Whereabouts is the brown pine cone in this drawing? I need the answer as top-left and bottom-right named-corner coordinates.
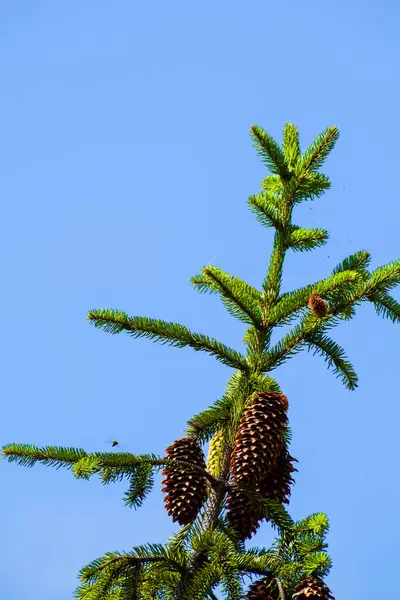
top-left (292, 576), bottom-right (335, 599)
top-left (308, 294), bottom-right (327, 318)
top-left (225, 487), bottom-right (263, 541)
top-left (230, 391), bottom-right (289, 489)
top-left (245, 575), bottom-right (276, 599)
top-left (161, 437), bottom-right (207, 526)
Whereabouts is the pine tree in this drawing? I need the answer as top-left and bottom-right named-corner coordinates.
top-left (3, 122), bottom-right (400, 599)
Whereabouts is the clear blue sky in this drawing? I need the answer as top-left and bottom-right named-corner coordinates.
top-left (1, 1), bottom-right (399, 598)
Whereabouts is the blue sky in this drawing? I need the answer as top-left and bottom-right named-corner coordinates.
top-left (1, 1), bottom-right (399, 598)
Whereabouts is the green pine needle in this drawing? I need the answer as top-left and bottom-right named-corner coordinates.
top-left (299, 126), bottom-right (339, 174)
top-left (368, 290), bottom-right (400, 323)
top-left (287, 227), bottom-right (329, 252)
top-left (306, 333), bottom-right (358, 390)
top-left (2, 444), bottom-right (87, 469)
top-left (332, 250), bottom-right (371, 276)
top-left (191, 266), bottom-right (263, 326)
top-left (124, 464), bottom-right (154, 509)
top-left (88, 309), bottom-right (249, 371)
top-left (250, 125), bottom-right (290, 179)
top-left (248, 192), bottom-right (283, 229)
top-left (283, 123), bottom-right (301, 170)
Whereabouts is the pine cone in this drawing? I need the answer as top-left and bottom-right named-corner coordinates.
top-left (161, 437), bottom-right (207, 526)
top-left (259, 448), bottom-right (298, 504)
top-left (292, 576), bottom-right (335, 599)
top-left (308, 294), bottom-right (327, 318)
top-left (245, 575), bottom-right (275, 599)
top-left (225, 487), bottom-right (263, 540)
top-left (206, 428), bottom-right (225, 478)
top-left (230, 391), bottom-right (288, 489)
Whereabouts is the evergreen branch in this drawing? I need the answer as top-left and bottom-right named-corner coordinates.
top-left (264, 285), bottom-right (384, 386)
top-left (268, 271), bottom-right (359, 326)
top-left (185, 396), bottom-right (232, 443)
top-left (76, 546), bottom-right (185, 600)
top-left (80, 553), bottom-right (166, 584)
top-left (234, 548), bottom-right (278, 575)
top-left (248, 192), bottom-right (283, 229)
top-left (299, 126), bottom-right (339, 174)
top-left (182, 562), bottom-right (221, 600)
top-left (215, 518), bottom-right (246, 552)
top-left (99, 452), bottom-right (162, 470)
top-left (261, 174), bottom-right (284, 195)
top-left (328, 261), bottom-right (400, 318)
top-left (368, 290), bottom-right (400, 323)
top-left (295, 513), bottom-right (330, 537)
top-left (191, 529), bottom-right (237, 557)
top-left (219, 566), bottom-right (243, 600)
top-left (259, 499), bottom-right (295, 534)
top-left (186, 371), bottom-right (252, 443)
top-left (2, 444), bottom-right (87, 468)
top-left (302, 552), bottom-right (332, 578)
top-left (2, 444), bottom-right (162, 474)
top-left (87, 310), bottom-right (249, 371)
top-left (295, 536), bottom-right (327, 557)
top-left (189, 531), bottom-right (244, 599)
top-left (260, 172), bottom-right (330, 205)
top-left (248, 373), bottom-right (282, 393)
top-left (168, 523), bottom-right (197, 553)
top-left (124, 463), bottom-right (154, 509)
top-left (73, 456), bottom-right (102, 479)
top-left (287, 227), bottom-right (329, 252)
top-left (77, 557), bottom-right (132, 599)
top-left (250, 125), bottom-right (290, 178)
top-left (79, 545), bottom-right (187, 589)
top-left (367, 259), bottom-right (400, 293)
top-left (263, 229), bottom-right (287, 300)
top-left (191, 266), bottom-right (263, 326)
top-left (262, 315), bottom-right (334, 371)
top-left (332, 250), bottom-right (371, 276)
top-left (305, 333), bottom-right (358, 390)
top-left (244, 325), bottom-right (268, 359)
top-left (283, 172), bottom-right (331, 204)
top-left (76, 571), bottom-right (122, 600)
top-left (283, 123), bottom-right (300, 170)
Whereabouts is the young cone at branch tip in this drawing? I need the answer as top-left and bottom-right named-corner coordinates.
top-left (161, 437), bottom-right (207, 526)
top-left (292, 576), bottom-right (335, 600)
top-left (308, 294), bottom-right (328, 318)
top-left (229, 391), bottom-right (289, 489)
top-left (245, 574), bottom-right (276, 599)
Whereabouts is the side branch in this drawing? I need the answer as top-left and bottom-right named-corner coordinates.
top-left (87, 310), bottom-right (249, 371)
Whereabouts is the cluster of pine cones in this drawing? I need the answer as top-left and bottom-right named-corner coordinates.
top-left (161, 391), bottom-right (296, 536)
top-left (245, 575), bottom-right (335, 600)
top-left (226, 390), bottom-right (296, 540)
top-left (161, 386), bottom-right (334, 599)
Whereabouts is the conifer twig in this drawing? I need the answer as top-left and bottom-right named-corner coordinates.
top-left (87, 310), bottom-right (249, 371)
